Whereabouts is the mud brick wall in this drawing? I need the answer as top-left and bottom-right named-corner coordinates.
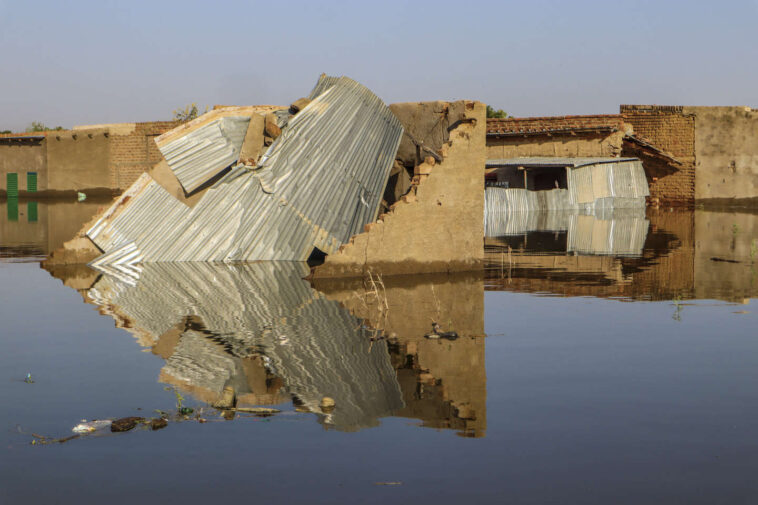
top-left (621, 105), bottom-right (696, 205)
top-left (314, 101), bottom-right (486, 277)
top-left (109, 121), bottom-right (182, 189)
top-left (486, 115), bottom-right (626, 159)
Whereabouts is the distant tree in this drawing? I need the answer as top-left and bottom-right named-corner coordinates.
top-left (25, 121), bottom-right (64, 132)
top-left (173, 103), bottom-right (209, 121)
top-left (486, 105), bottom-right (508, 119)
top-left (1, 130), bottom-right (11, 134)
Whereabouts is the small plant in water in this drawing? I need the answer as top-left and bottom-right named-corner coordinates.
top-left (750, 239), bottom-right (757, 264)
top-left (732, 223), bottom-right (741, 236)
top-left (672, 295), bottom-right (683, 322)
top-left (166, 387), bottom-right (194, 415)
top-left (23, 372), bottom-right (34, 384)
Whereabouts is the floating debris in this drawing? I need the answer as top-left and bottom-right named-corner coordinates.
top-left (424, 322), bottom-right (459, 340)
top-left (110, 416), bottom-right (145, 432)
top-left (72, 419), bottom-right (112, 433)
top-left (23, 372), bottom-right (34, 384)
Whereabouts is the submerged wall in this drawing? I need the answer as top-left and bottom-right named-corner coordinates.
top-left (314, 101), bottom-right (487, 277)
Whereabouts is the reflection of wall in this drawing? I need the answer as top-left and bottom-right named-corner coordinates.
top-left (485, 209), bottom-right (696, 300)
top-left (315, 272), bottom-right (487, 437)
top-left (694, 210), bottom-right (758, 301)
top-left (0, 199), bottom-right (105, 255)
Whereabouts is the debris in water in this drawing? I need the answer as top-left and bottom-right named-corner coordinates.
top-left (72, 419), bottom-right (112, 433)
top-left (110, 416), bottom-right (145, 432)
top-left (77, 192), bottom-right (87, 202)
top-left (227, 407), bottom-right (280, 416)
top-left (424, 322), bottom-right (459, 340)
top-left (150, 417), bottom-right (168, 430)
top-left (23, 372), bottom-right (34, 384)
top-left (374, 482), bottom-right (403, 486)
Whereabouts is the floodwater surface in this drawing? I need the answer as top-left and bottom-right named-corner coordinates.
top-left (1, 200), bottom-right (758, 504)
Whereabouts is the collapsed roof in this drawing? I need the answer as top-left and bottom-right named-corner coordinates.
top-left (86, 75), bottom-right (404, 272)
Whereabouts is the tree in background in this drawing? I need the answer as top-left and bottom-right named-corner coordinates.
top-left (486, 105), bottom-right (508, 119)
top-left (1, 130), bottom-right (11, 134)
top-left (25, 121), bottom-right (64, 132)
top-left (173, 103), bottom-right (209, 121)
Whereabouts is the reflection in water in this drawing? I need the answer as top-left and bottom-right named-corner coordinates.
top-left (46, 262), bottom-right (487, 436)
top-left (486, 207), bottom-right (649, 257)
top-left (486, 208), bottom-right (758, 302)
top-left (0, 198), bottom-right (108, 258)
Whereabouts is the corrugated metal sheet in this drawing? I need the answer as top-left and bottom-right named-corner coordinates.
top-left (487, 158), bottom-right (648, 213)
top-left (307, 74), bottom-right (341, 100)
top-left (157, 115), bottom-right (251, 193)
top-left (87, 76), bottom-right (403, 264)
top-left (86, 261), bottom-right (405, 431)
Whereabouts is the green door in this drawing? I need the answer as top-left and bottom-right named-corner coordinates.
top-left (6, 173), bottom-right (18, 197)
top-left (27, 172), bottom-right (37, 192)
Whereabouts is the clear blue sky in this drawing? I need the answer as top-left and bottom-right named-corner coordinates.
top-left (1, 0), bottom-right (756, 131)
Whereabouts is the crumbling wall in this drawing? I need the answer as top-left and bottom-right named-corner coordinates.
top-left (313, 101), bottom-right (486, 277)
top-left (684, 106), bottom-right (758, 205)
top-left (621, 105), bottom-right (696, 205)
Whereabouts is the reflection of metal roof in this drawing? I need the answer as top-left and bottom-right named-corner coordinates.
top-left (87, 75), bottom-right (403, 264)
top-left (486, 157), bottom-right (639, 169)
top-left (483, 204), bottom-right (650, 257)
top-left (86, 261), bottom-right (405, 431)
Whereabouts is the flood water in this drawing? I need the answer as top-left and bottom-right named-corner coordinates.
top-left (2, 199), bottom-right (758, 504)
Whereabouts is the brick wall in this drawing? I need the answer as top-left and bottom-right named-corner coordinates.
top-left (109, 121), bottom-right (183, 189)
top-left (621, 105), bottom-right (695, 205)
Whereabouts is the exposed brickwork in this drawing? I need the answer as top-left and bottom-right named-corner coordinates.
top-left (621, 105), bottom-right (696, 205)
top-left (487, 114), bottom-right (625, 136)
top-left (109, 121), bottom-right (183, 189)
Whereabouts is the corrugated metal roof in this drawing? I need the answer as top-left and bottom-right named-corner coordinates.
top-left (157, 115), bottom-right (251, 193)
top-left (87, 75), bottom-right (403, 265)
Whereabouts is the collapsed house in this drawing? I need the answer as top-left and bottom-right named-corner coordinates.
top-left (85, 75), bottom-right (404, 272)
